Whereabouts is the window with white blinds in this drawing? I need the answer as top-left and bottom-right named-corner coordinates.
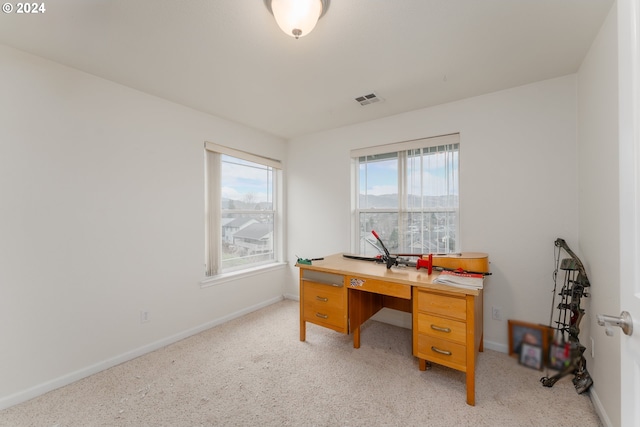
top-left (352, 134), bottom-right (460, 256)
top-left (204, 142), bottom-right (282, 277)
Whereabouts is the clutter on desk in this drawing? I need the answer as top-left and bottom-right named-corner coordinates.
top-left (432, 252), bottom-right (490, 275)
top-left (433, 270), bottom-right (484, 289)
top-left (343, 230), bottom-right (434, 272)
top-left (296, 255), bottom-right (324, 265)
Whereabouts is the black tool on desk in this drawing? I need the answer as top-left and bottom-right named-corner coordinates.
top-left (344, 230), bottom-right (433, 272)
top-left (370, 230), bottom-right (395, 268)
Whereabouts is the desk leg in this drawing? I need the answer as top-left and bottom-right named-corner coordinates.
top-left (353, 326), bottom-right (361, 349)
top-left (466, 371), bottom-right (475, 406)
top-left (466, 294), bottom-right (478, 406)
top-left (348, 288), bottom-right (382, 349)
top-left (418, 358), bottom-right (431, 371)
top-left (299, 277), bottom-right (306, 342)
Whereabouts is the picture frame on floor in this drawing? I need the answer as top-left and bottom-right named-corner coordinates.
top-left (508, 319), bottom-right (553, 366)
top-left (519, 343), bottom-right (543, 370)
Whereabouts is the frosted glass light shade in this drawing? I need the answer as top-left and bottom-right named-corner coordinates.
top-left (270, 0), bottom-right (323, 39)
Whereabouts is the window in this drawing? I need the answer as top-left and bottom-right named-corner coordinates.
top-left (205, 142), bottom-right (282, 277)
top-left (352, 134), bottom-right (459, 256)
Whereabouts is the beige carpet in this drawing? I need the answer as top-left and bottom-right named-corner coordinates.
top-left (0, 299), bottom-right (602, 427)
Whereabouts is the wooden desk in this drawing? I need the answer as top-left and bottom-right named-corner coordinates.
top-left (297, 253), bottom-right (484, 406)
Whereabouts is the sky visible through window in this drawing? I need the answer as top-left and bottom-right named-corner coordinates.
top-left (220, 149), bottom-right (457, 204)
top-left (360, 150), bottom-right (459, 198)
top-left (221, 155), bottom-right (272, 204)
top-left (361, 157), bottom-right (398, 196)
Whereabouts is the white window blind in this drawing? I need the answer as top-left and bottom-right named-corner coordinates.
top-left (205, 142), bottom-right (282, 277)
top-left (352, 134), bottom-right (460, 255)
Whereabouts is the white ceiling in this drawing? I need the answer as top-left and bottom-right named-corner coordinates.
top-left (0, 0), bottom-right (613, 139)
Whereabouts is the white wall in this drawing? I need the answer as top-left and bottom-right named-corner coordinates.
top-left (287, 75), bottom-right (580, 352)
top-left (0, 44), bottom-right (287, 408)
top-left (577, 4), bottom-right (620, 427)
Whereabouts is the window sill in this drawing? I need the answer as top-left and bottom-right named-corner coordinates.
top-left (200, 262), bottom-right (287, 288)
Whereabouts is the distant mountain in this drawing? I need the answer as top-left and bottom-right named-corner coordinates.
top-left (359, 194), bottom-right (458, 209)
top-left (221, 194), bottom-right (456, 210)
top-left (222, 198), bottom-right (273, 210)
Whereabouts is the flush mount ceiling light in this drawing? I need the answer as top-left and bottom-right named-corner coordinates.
top-left (264, 0), bottom-right (330, 39)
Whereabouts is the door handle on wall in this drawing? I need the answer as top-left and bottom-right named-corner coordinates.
top-left (596, 311), bottom-right (633, 336)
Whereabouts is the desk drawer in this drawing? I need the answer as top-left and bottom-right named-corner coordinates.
top-left (302, 280), bottom-right (347, 331)
top-left (416, 312), bottom-right (466, 344)
top-left (416, 334), bottom-right (466, 371)
top-left (303, 280), bottom-right (345, 308)
top-left (347, 276), bottom-right (411, 299)
top-left (416, 291), bottom-right (466, 321)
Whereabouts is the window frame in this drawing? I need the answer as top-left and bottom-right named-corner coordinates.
top-left (202, 142), bottom-right (284, 285)
top-left (350, 133), bottom-right (460, 256)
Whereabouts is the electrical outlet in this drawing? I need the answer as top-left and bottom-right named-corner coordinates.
top-left (492, 306), bottom-right (501, 321)
top-left (140, 311), bottom-right (150, 323)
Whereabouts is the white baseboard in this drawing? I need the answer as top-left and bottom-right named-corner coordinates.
top-left (588, 388), bottom-right (612, 427)
top-left (483, 340), bottom-right (508, 353)
top-left (371, 308), bottom-right (412, 329)
top-left (0, 295), bottom-right (284, 411)
top-left (283, 293), bottom-right (299, 301)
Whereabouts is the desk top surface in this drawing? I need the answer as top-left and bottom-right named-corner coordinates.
top-left (296, 253), bottom-right (481, 296)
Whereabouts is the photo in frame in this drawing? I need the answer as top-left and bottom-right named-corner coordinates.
top-left (519, 343), bottom-right (543, 370)
top-left (508, 320), bottom-right (553, 367)
top-left (548, 341), bottom-right (571, 370)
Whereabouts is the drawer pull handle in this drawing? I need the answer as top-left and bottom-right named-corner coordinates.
top-left (431, 346), bottom-right (452, 356)
top-left (316, 296), bottom-right (329, 302)
top-left (430, 324), bottom-right (451, 333)
top-left (316, 313), bottom-right (329, 319)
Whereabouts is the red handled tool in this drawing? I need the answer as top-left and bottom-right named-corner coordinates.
top-left (416, 254), bottom-right (433, 274)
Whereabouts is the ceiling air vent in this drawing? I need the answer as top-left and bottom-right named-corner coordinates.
top-left (355, 92), bottom-right (382, 106)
